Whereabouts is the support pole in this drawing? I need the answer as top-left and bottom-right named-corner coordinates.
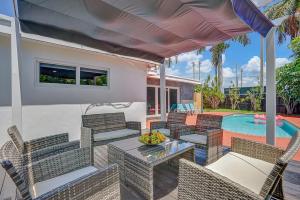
top-left (160, 62), bottom-right (166, 121)
top-left (11, 0), bottom-right (23, 130)
top-left (266, 28), bottom-right (276, 145)
top-left (260, 36), bottom-right (264, 94)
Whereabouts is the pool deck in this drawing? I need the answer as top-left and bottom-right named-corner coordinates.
top-left (146, 112), bottom-right (300, 161)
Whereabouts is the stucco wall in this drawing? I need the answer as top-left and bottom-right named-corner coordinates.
top-left (0, 35), bottom-right (147, 145)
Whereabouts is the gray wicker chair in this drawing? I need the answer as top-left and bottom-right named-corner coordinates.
top-left (178, 131), bottom-right (300, 200)
top-left (81, 112), bottom-right (141, 163)
top-left (0, 141), bottom-right (120, 200)
top-left (7, 125), bottom-right (80, 165)
top-left (176, 114), bottom-right (223, 164)
top-left (150, 112), bottom-right (187, 138)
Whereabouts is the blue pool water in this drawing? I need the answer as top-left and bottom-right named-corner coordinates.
top-left (222, 114), bottom-right (299, 138)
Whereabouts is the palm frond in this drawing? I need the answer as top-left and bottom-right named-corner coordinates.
top-left (231, 34), bottom-right (250, 46)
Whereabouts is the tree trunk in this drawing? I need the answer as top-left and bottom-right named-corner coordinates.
top-left (217, 58), bottom-right (223, 92)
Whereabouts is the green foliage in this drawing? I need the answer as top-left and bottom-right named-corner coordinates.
top-left (289, 36), bottom-right (300, 58)
top-left (201, 76), bottom-right (224, 109)
top-left (265, 0), bottom-right (300, 44)
top-left (245, 86), bottom-right (263, 112)
top-left (276, 58), bottom-right (300, 114)
top-left (194, 84), bottom-right (203, 93)
top-left (228, 82), bottom-right (241, 110)
top-left (40, 74), bottom-right (76, 84)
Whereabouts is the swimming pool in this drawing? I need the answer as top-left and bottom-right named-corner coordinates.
top-left (222, 114), bottom-right (299, 138)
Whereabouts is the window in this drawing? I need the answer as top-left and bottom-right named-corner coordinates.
top-left (39, 63), bottom-right (76, 85)
top-left (80, 68), bottom-right (108, 86)
top-left (38, 61), bottom-right (109, 87)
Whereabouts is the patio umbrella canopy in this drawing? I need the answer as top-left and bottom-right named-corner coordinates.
top-left (18, 0), bottom-right (273, 63)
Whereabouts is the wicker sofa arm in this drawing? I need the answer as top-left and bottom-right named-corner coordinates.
top-left (178, 159), bottom-right (263, 200)
top-left (36, 164), bottom-right (120, 200)
top-left (231, 137), bottom-right (285, 164)
top-left (23, 140), bottom-right (80, 165)
top-left (24, 133), bottom-right (69, 153)
top-left (150, 121), bottom-right (167, 130)
top-left (28, 147), bottom-right (91, 185)
top-left (126, 121), bottom-right (141, 133)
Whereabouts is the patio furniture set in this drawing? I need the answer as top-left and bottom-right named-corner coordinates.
top-left (1, 112), bottom-right (299, 200)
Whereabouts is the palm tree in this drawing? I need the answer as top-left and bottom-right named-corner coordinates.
top-left (209, 34), bottom-right (250, 90)
top-left (210, 43), bottom-right (229, 90)
top-left (265, 0), bottom-right (300, 44)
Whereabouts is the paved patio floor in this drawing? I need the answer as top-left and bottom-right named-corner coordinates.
top-left (94, 145), bottom-right (300, 200)
top-left (147, 112), bottom-right (300, 160)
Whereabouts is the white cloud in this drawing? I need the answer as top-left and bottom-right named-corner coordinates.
top-left (242, 76), bottom-right (259, 87)
top-left (223, 67), bottom-right (235, 78)
top-left (205, 46), bottom-right (212, 51)
top-left (166, 66), bottom-right (180, 76)
top-left (275, 57), bottom-right (290, 68)
top-left (176, 51), bottom-right (203, 63)
top-left (243, 56), bottom-right (261, 72)
top-left (187, 59), bottom-right (213, 74)
top-left (243, 56), bottom-right (290, 72)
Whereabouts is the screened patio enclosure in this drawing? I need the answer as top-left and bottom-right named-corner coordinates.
top-left (12, 0), bottom-right (277, 144)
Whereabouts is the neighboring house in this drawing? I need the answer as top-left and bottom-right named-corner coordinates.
top-left (147, 72), bottom-right (199, 117)
top-left (0, 14), bottom-right (151, 145)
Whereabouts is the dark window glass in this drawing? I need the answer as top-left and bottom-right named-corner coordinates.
top-left (80, 68), bottom-right (108, 86)
top-left (147, 87), bottom-right (156, 115)
top-left (170, 89), bottom-right (178, 111)
top-left (39, 63), bottom-right (76, 85)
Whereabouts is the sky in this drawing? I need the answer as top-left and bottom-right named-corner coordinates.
top-left (0, 0), bottom-right (292, 88)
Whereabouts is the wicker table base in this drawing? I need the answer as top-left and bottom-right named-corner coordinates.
top-left (108, 137), bottom-right (194, 200)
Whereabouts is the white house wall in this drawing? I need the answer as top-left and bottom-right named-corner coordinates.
top-left (0, 35), bottom-right (12, 144)
top-left (0, 35), bottom-right (147, 145)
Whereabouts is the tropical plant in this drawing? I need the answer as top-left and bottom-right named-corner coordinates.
top-left (276, 59), bottom-right (300, 114)
top-left (194, 84), bottom-right (203, 93)
top-left (228, 82), bottom-right (241, 110)
top-left (265, 0), bottom-right (300, 44)
top-left (289, 36), bottom-right (300, 58)
top-left (245, 86), bottom-right (263, 112)
top-left (200, 76), bottom-right (225, 109)
top-left (209, 34), bottom-right (250, 90)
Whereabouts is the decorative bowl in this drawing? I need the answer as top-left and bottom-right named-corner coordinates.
top-left (139, 131), bottom-right (166, 145)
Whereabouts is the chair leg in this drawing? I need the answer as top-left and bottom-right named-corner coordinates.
top-left (272, 178), bottom-right (284, 200)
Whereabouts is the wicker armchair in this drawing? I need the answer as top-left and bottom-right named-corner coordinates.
top-left (81, 112), bottom-right (141, 163)
top-left (176, 114), bottom-right (223, 164)
top-left (7, 125), bottom-right (80, 165)
top-left (178, 131), bottom-right (300, 200)
top-left (0, 140), bottom-right (120, 200)
top-left (150, 112), bottom-right (187, 138)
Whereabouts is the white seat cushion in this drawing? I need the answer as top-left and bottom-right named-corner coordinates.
top-left (31, 166), bottom-right (98, 198)
top-left (180, 134), bottom-right (207, 145)
top-left (206, 152), bottom-right (274, 195)
top-left (94, 129), bottom-right (140, 141)
top-left (154, 128), bottom-right (170, 136)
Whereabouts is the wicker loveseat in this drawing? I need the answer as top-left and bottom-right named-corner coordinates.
top-left (176, 114), bottom-right (223, 164)
top-left (81, 112), bottom-right (141, 163)
top-left (0, 141), bottom-right (120, 200)
top-left (150, 112), bottom-right (187, 138)
top-left (178, 131), bottom-right (300, 200)
top-left (7, 125), bottom-right (80, 165)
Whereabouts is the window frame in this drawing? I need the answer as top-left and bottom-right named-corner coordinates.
top-left (35, 58), bottom-right (110, 89)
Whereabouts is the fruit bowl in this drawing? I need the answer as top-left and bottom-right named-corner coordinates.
top-left (139, 131), bottom-right (166, 145)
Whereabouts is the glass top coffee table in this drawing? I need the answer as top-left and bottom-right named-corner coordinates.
top-left (108, 137), bottom-right (195, 200)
